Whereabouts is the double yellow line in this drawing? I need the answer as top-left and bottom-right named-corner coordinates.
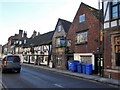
top-left (0, 80), bottom-right (8, 90)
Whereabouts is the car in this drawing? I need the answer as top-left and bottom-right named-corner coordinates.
top-left (1, 55), bottom-right (21, 73)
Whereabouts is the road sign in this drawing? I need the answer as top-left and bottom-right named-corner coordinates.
top-left (97, 47), bottom-right (100, 52)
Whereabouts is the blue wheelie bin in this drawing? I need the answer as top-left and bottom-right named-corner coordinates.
top-left (68, 61), bottom-right (73, 70)
top-left (85, 64), bottom-right (92, 75)
top-left (77, 63), bottom-right (82, 73)
top-left (82, 63), bottom-right (86, 74)
top-left (68, 61), bottom-right (79, 71)
top-left (71, 61), bottom-right (79, 72)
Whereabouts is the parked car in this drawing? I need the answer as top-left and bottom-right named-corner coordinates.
top-left (1, 55), bottom-right (21, 73)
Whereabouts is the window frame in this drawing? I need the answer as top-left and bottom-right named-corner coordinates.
top-left (79, 14), bottom-right (85, 23)
top-left (76, 31), bottom-right (88, 45)
top-left (58, 25), bottom-right (62, 32)
top-left (111, 1), bottom-right (120, 20)
top-left (67, 40), bottom-right (71, 47)
top-left (55, 38), bottom-right (61, 47)
top-left (114, 36), bottom-right (120, 66)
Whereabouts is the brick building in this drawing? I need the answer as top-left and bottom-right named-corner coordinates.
top-left (7, 30), bottom-right (27, 55)
top-left (51, 18), bottom-right (71, 69)
top-left (103, 0), bottom-right (120, 79)
top-left (67, 2), bottom-right (103, 74)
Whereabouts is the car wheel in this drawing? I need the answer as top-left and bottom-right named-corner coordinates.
top-left (17, 69), bottom-right (21, 73)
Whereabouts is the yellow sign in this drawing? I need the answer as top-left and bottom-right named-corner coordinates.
top-left (56, 48), bottom-right (64, 52)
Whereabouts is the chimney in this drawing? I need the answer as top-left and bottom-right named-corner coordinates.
top-left (19, 30), bottom-right (23, 37)
top-left (23, 31), bottom-right (27, 37)
top-left (38, 32), bottom-right (40, 36)
top-left (31, 30), bottom-right (37, 38)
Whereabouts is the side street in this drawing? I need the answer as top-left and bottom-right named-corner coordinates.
top-left (0, 0), bottom-right (120, 88)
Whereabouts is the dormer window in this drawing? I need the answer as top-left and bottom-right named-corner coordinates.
top-left (58, 25), bottom-right (61, 32)
top-left (79, 14), bottom-right (85, 23)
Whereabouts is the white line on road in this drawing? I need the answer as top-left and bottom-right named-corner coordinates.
top-left (53, 84), bottom-right (64, 88)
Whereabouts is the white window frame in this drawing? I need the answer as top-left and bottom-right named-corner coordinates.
top-left (76, 31), bottom-right (88, 44)
top-left (58, 25), bottom-right (61, 32)
top-left (79, 14), bottom-right (85, 23)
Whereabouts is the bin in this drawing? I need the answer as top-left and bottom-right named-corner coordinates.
top-left (68, 61), bottom-right (79, 71)
top-left (77, 63), bottom-right (82, 73)
top-left (85, 64), bottom-right (92, 75)
top-left (68, 61), bottom-right (73, 70)
top-left (82, 63), bottom-right (86, 74)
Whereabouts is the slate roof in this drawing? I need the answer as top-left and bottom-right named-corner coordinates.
top-left (23, 31), bottom-right (54, 48)
top-left (56, 18), bottom-right (72, 33)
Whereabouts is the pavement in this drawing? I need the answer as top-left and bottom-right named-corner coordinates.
top-left (21, 63), bottom-right (120, 87)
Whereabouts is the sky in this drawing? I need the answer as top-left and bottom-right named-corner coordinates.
top-left (0, 0), bottom-right (101, 45)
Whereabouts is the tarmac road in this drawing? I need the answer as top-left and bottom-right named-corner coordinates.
top-left (0, 65), bottom-right (118, 89)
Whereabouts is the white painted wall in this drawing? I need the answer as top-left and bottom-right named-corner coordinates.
top-left (74, 53), bottom-right (95, 70)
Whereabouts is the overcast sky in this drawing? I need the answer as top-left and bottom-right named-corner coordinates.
top-left (0, 0), bottom-right (101, 45)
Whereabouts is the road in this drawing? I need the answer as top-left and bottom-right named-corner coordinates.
top-left (0, 65), bottom-right (118, 89)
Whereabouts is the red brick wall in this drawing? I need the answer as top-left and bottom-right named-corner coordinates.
top-left (104, 71), bottom-right (120, 79)
top-left (104, 28), bottom-right (120, 79)
top-left (104, 31), bottom-right (112, 69)
top-left (67, 4), bottom-right (102, 54)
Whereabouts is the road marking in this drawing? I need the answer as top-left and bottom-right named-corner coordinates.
top-left (0, 80), bottom-right (8, 90)
top-left (0, 83), bottom-right (3, 89)
top-left (53, 84), bottom-right (64, 88)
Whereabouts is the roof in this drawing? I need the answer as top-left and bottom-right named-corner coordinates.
top-left (23, 31), bottom-right (54, 48)
top-left (60, 18), bottom-right (72, 33)
top-left (81, 2), bottom-right (102, 22)
top-left (56, 18), bottom-right (72, 33)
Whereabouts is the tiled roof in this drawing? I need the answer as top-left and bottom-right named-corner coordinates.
top-left (82, 2), bottom-right (102, 22)
top-left (23, 31), bottom-right (54, 48)
top-left (59, 18), bottom-right (72, 33)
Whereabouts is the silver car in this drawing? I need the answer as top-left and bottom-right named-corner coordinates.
top-left (1, 55), bottom-right (21, 73)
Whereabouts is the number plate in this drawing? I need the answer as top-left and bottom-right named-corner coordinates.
top-left (7, 63), bottom-right (11, 65)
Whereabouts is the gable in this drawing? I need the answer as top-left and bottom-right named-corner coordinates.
top-left (72, 2), bottom-right (101, 25)
top-left (53, 18), bottom-right (71, 39)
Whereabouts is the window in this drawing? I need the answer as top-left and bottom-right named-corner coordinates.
top-left (58, 25), bottom-right (61, 32)
top-left (112, 0), bottom-right (117, 5)
top-left (24, 40), bottom-right (26, 44)
top-left (16, 41), bottom-right (18, 44)
top-left (56, 55), bottom-right (62, 65)
top-left (111, 0), bottom-right (120, 19)
top-left (19, 41), bottom-right (22, 45)
top-left (79, 14), bottom-right (85, 23)
top-left (76, 31), bottom-right (88, 44)
top-left (56, 38), bottom-right (61, 47)
top-left (115, 36), bottom-right (120, 66)
top-left (67, 40), bottom-right (71, 47)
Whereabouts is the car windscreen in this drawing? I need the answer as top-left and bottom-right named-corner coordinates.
top-left (7, 56), bottom-right (20, 62)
